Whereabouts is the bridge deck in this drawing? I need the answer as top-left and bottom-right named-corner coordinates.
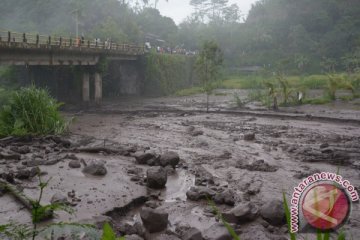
top-left (0, 31), bottom-right (144, 56)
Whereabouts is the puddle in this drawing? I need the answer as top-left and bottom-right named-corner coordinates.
top-left (162, 170), bottom-right (195, 203)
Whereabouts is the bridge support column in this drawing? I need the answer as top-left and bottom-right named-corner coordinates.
top-left (94, 72), bottom-right (102, 104)
top-left (82, 72), bottom-right (90, 103)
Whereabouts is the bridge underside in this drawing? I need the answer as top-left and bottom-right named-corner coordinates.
top-left (0, 47), bottom-right (138, 66)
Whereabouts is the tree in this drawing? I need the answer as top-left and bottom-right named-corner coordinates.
top-left (195, 40), bottom-right (223, 112)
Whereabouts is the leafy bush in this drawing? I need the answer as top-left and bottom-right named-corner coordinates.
top-left (0, 86), bottom-right (68, 137)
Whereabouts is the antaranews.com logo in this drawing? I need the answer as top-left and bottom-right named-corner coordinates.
top-left (290, 172), bottom-right (359, 233)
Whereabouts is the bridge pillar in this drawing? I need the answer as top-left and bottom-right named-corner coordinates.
top-left (82, 72), bottom-right (90, 103)
top-left (94, 72), bottom-right (102, 104)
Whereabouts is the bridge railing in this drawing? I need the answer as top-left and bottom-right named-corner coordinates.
top-left (0, 31), bottom-right (144, 55)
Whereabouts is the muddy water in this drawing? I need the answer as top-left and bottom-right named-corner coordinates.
top-left (1, 91), bottom-right (360, 239)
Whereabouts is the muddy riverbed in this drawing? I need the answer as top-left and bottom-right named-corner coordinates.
top-left (1, 91), bottom-right (360, 240)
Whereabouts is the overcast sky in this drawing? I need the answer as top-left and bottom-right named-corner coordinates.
top-left (156, 0), bottom-right (259, 24)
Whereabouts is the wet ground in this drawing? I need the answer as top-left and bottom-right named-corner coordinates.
top-left (1, 90), bottom-right (360, 239)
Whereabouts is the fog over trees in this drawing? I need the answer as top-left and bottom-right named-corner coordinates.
top-left (1, 0), bottom-right (359, 73)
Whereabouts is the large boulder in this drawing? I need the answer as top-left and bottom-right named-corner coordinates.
top-left (140, 207), bottom-right (168, 233)
top-left (202, 223), bottom-right (233, 240)
top-left (134, 151), bottom-right (156, 165)
top-left (213, 189), bottom-right (235, 206)
top-left (183, 227), bottom-right (203, 240)
top-left (222, 202), bottom-right (258, 224)
top-left (260, 199), bottom-right (286, 226)
top-left (146, 167), bottom-right (167, 189)
top-left (186, 186), bottom-right (216, 201)
top-left (159, 151), bottom-right (180, 168)
top-left (83, 161), bottom-right (107, 176)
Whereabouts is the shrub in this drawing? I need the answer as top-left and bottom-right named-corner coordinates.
top-left (0, 86), bottom-right (68, 137)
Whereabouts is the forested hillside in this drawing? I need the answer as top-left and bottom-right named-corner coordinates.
top-left (0, 0), bottom-right (359, 73)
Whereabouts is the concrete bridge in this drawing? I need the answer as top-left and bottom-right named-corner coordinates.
top-left (0, 31), bottom-right (145, 104)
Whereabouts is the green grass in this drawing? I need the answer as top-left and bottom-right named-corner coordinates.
top-left (175, 86), bottom-right (204, 96)
top-left (0, 86), bottom-right (69, 137)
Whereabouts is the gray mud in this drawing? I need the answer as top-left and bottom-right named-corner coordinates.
top-left (1, 91), bottom-right (360, 239)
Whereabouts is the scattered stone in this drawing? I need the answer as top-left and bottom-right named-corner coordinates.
top-left (0, 152), bottom-right (21, 160)
top-left (202, 223), bottom-right (233, 240)
top-left (236, 159), bottom-right (278, 172)
top-left (319, 143), bottom-right (329, 149)
top-left (186, 186), bottom-right (216, 201)
top-left (190, 130), bottom-right (204, 137)
top-left (134, 151), bottom-right (156, 165)
top-left (222, 202), bottom-right (259, 224)
top-left (247, 180), bottom-right (262, 195)
top-left (24, 159), bottom-right (46, 167)
top-left (140, 207), bottom-right (168, 233)
top-left (164, 165), bottom-right (176, 175)
top-left (68, 160), bottom-right (81, 168)
top-left (15, 169), bottom-right (31, 180)
top-left (152, 234), bottom-right (181, 240)
top-left (260, 199), bottom-right (286, 226)
top-left (50, 193), bottom-right (68, 204)
top-left (159, 151), bottom-right (180, 168)
top-left (83, 161), bottom-right (107, 176)
top-left (146, 167), bottom-right (167, 189)
top-left (182, 227), bottom-right (203, 240)
top-left (213, 189), bottom-right (235, 206)
top-left (124, 235), bottom-right (144, 240)
top-left (240, 225), bottom-right (271, 240)
top-left (244, 133), bottom-right (255, 141)
top-left (10, 146), bottom-right (30, 154)
top-left (145, 200), bottom-right (160, 209)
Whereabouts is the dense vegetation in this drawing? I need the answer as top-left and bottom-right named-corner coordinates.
top-left (1, 0), bottom-right (359, 74)
top-left (143, 52), bottom-right (196, 96)
top-left (0, 86), bottom-right (68, 136)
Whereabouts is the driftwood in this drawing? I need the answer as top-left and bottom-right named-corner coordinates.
top-left (0, 180), bottom-right (53, 220)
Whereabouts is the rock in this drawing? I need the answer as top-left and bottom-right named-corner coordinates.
top-left (236, 159), bottom-right (278, 172)
top-left (186, 186), bottom-right (216, 201)
top-left (159, 151), bottom-right (180, 168)
top-left (260, 199), bottom-right (286, 226)
top-left (50, 193), bottom-right (68, 204)
top-left (202, 223), bottom-right (233, 240)
top-left (222, 202), bottom-right (259, 224)
top-left (152, 234), bottom-right (181, 240)
top-left (247, 180), bottom-right (262, 195)
top-left (140, 207), bottom-right (168, 233)
top-left (83, 162), bottom-right (107, 176)
top-left (213, 189), bottom-right (235, 206)
top-left (151, 234), bottom-right (181, 240)
top-left (240, 225), bottom-right (271, 240)
top-left (164, 165), bottom-right (176, 175)
top-left (183, 227), bottom-right (203, 240)
top-left (68, 160), bottom-right (81, 168)
top-left (24, 159), bottom-right (46, 167)
top-left (15, 169), bottom-right (31, 180)
top-left (145, 200), bottom-right (161, 209)
top-left (146, 167), bottom-right (167, 189)
top-left (244, 133), bottom-right (255, 141)
top-left (10, 146), bottom-right (31, 154)
top-left (134, 151), bottom-right (156, 165)
top-left (124, 235), bottom-right (144, 240)
top-left (319, 143), bottom-right (329, 149)
top-left (0, 152), bottom-right (21, 160)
